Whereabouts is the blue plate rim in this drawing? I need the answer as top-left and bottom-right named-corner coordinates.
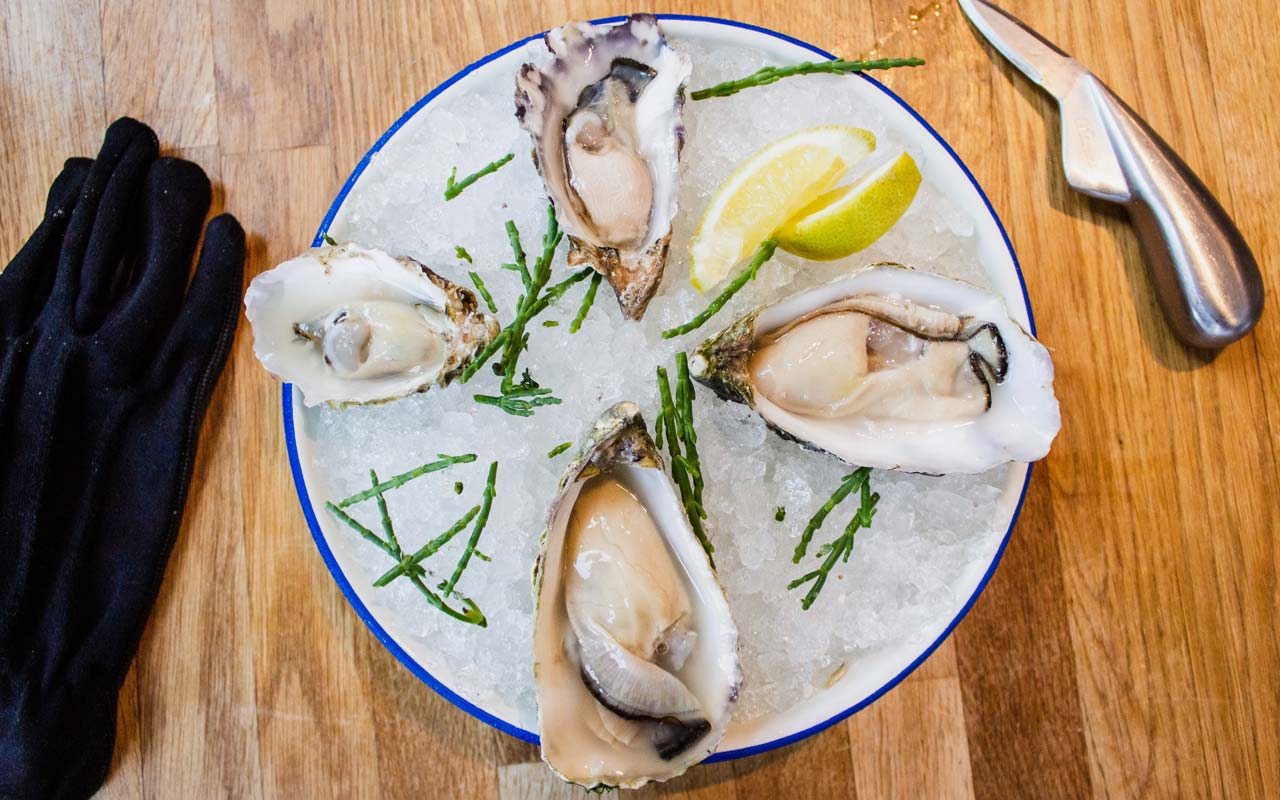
top-left (282, 12), bottom-right (1036, 761)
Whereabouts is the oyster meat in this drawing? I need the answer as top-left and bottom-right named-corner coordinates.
top-left (533, 403), bottom-right (740, 790)
top-left (692, 264), bottom-right (1060, 474)
top-left (244, 242), bottom-right (499, 407)
top-left (515, 15), bottom-right (691, 320)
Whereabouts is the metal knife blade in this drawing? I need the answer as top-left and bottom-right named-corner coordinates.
top-left (957, 0), bottom-right (1128, 200)
top-left (955, 0), bottom-right (1081, 97)
top-left (958, 0), bottom-right (1264, 348)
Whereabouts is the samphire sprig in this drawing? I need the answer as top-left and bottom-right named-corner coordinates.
top-left (656, 356), bottom-right (713, 565)
top-left (460, 206), bottom-right (598, 415)
top-left (325, 456), bottom-right (493, 626)
top-left (674, 352), bottom-right (706, 520)
top-left (458, 267), bottom-right (593, 388)
top-left (337, 453), bottom-right (476, 507)
top-left (444, 152), bottom-right (514, 200)
top-left (788, 468), bottom-right (879, 610)
top-left (690, 57), bottom-right (926, 101)
top-left (570, 271), bottom-right (603, 334)
top-left (441, 462), bottom-right (498, 596)
top-left (662, 239), bottom-right (778, 339)
top-left (474, 370), bottom-right (562, 417)
top-left (496, 208), bottom-right (563, 394)
top-left (372, 506), bottom-right (479, 587)
top-left (469, 271), bottom-right (499, 314)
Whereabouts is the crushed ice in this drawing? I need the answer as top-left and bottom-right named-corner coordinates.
top-left (306, 36), bottom-right (1013, 728)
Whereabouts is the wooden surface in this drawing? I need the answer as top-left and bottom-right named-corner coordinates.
top-left (2, 1), bottom-right (1277, 797)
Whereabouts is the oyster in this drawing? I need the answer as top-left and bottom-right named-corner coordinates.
top-left (244, 242), bottom-right (499, 407)
top-left (533, 403), bottom-right (740, 790)
top-left (515, 15), bottom-right (691, 320)
top-left (692, 264), bottom-right (1060, 474)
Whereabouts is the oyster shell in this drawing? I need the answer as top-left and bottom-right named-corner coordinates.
top-left (515, 15), bottom-right (691, 320)
top-left (244, 242), bottom-right (499, 407)
top-left (692, 264), bottom-right (1060, 474)
top-left (533, 402), bottom-right (740, 790)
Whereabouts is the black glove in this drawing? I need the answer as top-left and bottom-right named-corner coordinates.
top-left (0, 118), bottom-right (245, 799)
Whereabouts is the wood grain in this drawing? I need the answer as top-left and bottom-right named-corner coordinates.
top-left (1, 1), bottom-right (1277, 797)
top-left (847, 643), bottom-right (976, 800)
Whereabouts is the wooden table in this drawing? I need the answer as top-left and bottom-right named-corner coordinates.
top-left (2, 1), bottom-right (1276, 797)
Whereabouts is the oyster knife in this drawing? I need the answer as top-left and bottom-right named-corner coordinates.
top-left (958, 0), bottom-right (1263, 349)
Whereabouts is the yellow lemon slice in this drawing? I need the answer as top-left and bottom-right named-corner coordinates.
top-left (689, 126), bottom-right (876, 291)
top-left (775, 151), bottom-right (922, 261)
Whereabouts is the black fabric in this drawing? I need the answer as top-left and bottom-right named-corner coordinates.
top-left (0, 118), bottom-right (245, 799)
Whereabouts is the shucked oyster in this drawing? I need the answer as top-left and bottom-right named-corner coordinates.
top-left (692, 264), bottom-right (1060, 474)
top-left (244, 242), bottom-right (499, 407)
top-left (533, 403), bottom-right (740, 790)
top-left (516, 15), bottom-right (691, 320)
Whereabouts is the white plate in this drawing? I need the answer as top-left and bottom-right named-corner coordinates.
top-left (283, 14), bottom-right (1035, 761)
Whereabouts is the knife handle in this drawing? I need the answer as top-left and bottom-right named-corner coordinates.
top-left (1094, 83), bottom-right (1263, 349)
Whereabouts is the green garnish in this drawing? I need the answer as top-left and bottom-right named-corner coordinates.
top-left (327, 461), bottom-right (486, 626)
top-left (495, 209), bottom-right (562, 394)
top-left (444, 152), bottom-right (514, 200)
top-left (473, 388), bottom-right (561, 417)
top-left (690, 57), bottom-right (926, 100)
top-left (570, 271), bottom-right (603, 334)
top-left (337, 453), bottom-right (476, 507)
top-left (674, 352), bottom-right (706, 519)
top-left (454, 481), bottom-right (464, 495)
top-left (793, 467), bottom-right (866, 562)
top-left (662, 239), bottom-right (778, 339)
top-left (775, 506), bottom-right (786, 522)
top-left (474, 550), bottom-right (491, 562)
top-left (542, 320), bottom-right (559, 328)
top-left (325, 502), bottom-right (392, 553)
top-left (505, 220), bottom-right (531, 290)
top-left (322, 233), bottom-right (338, 246)
top-left (461, 207), bottom-right (593, 415)
top-left (372, 505), bottom-right (480, 587)
top-left (468, 271), bottom-right (499, 314)
top-left (474, 369), bottom-right (562, 417)
top-left (460, 328), bottom-right (510, 383)
top-left (656, 360), bottom-right (713, 564)
top-left (526, 267), bottom-right (594, 316)
top-left (455, 245), bottom-right (473, 263)
top-left (788, 468), bottom-right (879, 610)
top-left (371, 469), bottom-right (400, 552)
top-left (441, 462), bottom-right (498, 596)
top-left (547, 441), bottom-right (572, 458)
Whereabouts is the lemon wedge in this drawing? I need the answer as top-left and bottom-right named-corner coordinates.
top-left (775, 151), bottom-right (922, 261)
top-left (689, 126), bottom-right (875, 291)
